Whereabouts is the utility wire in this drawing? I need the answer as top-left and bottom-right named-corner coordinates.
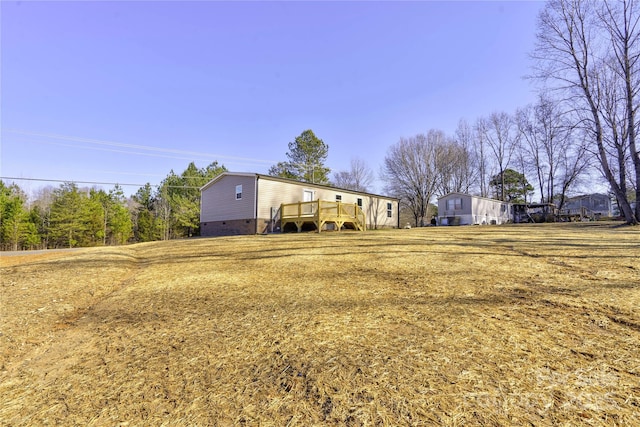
top-left (5, 129), bottom-right (278, 165)
top-left (0, 176), bottom-right (201, 189)
top-left (12, 137), bottom-right (272, 169)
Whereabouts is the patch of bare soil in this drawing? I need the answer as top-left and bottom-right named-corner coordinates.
top-left (1, 224), bottom-right (638, 425)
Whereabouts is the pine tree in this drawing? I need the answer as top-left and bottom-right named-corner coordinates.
top-left (489, 169), bottom-right (534, 203)
top-left (269, 130), bottom-right (330, 184)
top-left (49, 183), bottom-right (85, 248)
top-left (0, 181), bottom-right (29, 251)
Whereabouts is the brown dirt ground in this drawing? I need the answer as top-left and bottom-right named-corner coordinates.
top-left (1, 223), bottom-right (639, 426)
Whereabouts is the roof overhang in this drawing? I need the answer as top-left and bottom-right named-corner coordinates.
top-left (200, 172), bottom-right (257, 192)
top-left (201, 171), bottom-right (399, 201)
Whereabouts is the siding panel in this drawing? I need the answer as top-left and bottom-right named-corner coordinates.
top-left (201, 175), bottom-right (256, 222)
top-left (256, 177), bottom-right (398, 229)
top-left (256, 179), bottom-right (311, 219)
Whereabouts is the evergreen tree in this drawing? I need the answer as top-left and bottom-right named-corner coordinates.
top-left (133, 183), bottom-right (159, 242)
top-left (0, 181), bottom-right (30, 250)
top-left (268, 162), bottom-right (297, 180)
top-left (49, 183), bottom-right (85, 248)
top-left (173, 162), bottom-right (204, 237)
top-left (107, 186), bottom-right (133, 245)
top-left (85, 188), bottom-right (107, 245)
top-left (269, 130), bottom-right (330, 184)
top-left (22, 221), bottom-right (41, 249)
top-left (489, 169), bottom-right (534, 203)
top-left (157, 161), bottom-right (227, 238)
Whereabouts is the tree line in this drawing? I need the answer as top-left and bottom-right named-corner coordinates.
top-left (0, 162), bottom-right (226, 251)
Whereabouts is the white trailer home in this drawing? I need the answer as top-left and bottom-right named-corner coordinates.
top-left (200, 172), bottom-right (400, 236)
top-left (438, 192), bottom-right (511, 226)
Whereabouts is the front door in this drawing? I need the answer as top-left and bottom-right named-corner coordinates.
top-left (303, 190), bottom-right (314, 214)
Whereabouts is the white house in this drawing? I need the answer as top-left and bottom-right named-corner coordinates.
top-left (438, 192), bottom-right (511, 225)
top-left (200, 172), bottom-right (400, 236)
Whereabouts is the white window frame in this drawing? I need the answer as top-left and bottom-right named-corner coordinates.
top-left (302, 189), bottom-right (315, 214)
top-left (235, 184), bottom-right (242, 200)
top-left (303, 189), bottom-right (314, 202)
top-left (387, 202), bottom-right (393, 218)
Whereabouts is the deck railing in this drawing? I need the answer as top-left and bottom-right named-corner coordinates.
top-left (280, 200), bottom-right (365, 232)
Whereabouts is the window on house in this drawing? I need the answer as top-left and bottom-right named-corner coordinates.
top-left (235, 185), bottom-right (242, 200)
top-left (447, 198), bottom-right (462, 210)
top-left (336, 195), bottom-right (342, 202)
top-left (387, 202), bottom-right (393, 218)
top-left (357, 198), bottom-right (363, 208)
top-left (303, 190), bottom-right (314, 202)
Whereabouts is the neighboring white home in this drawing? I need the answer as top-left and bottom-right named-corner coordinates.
top-left (200, 172), bottom-right (400, 236)
top-left (438, 192), bottom-right (511, 226)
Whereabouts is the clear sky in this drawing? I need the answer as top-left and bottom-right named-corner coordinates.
top-left (1, 0), bottom-right (545, 196)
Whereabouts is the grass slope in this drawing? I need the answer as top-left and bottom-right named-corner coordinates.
top-left (1, 223), bottom-right (639, 426)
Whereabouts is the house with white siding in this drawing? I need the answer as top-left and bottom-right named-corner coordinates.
top-left (200, 172), bottom-right (400, 236)
top-left (438, 192), bottom-right (511, 226)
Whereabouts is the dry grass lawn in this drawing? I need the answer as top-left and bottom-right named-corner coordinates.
top-left (1, 223), bottom-right (639, 426)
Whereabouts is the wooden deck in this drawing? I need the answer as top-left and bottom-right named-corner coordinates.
top-left (280, 200), bottom-right (366, 232)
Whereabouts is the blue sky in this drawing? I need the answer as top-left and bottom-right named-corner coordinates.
top-left (1, 1), bottom-right (545, 195)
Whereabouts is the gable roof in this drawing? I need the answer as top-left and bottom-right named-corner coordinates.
top-left (201, 172), bottom-right (399, 200)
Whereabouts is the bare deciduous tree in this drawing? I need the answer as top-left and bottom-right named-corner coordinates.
top-left (516, 95), bottom-right (589, 209)
top-left (599, 0), bottom-right (640, 220)
top-left (382, 133), bottom-right (440, 227)
top-left (474, 118), bottom-right (490, 197)
top-left (433, 120), bottom-right (477, 196)
top-left (453, 119), bottom-right (479, 195)
top-left (596, 56), bottom-right (632, 206)
top-left (533, 0), bottom-right (639, 223)
top-left (333, 158), bottom-right (375, 193)
top-left (477, 112), bottom-right (519, 201)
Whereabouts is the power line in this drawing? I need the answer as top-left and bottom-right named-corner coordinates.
top-left (4, 129), bottom-right (278, 165)
top-left (11, 136), bottom-right (273, 169)
top-left (0, 176), bottom-right (201, 189)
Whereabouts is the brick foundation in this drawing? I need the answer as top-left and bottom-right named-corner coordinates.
top-left (200, 219), bottom-right (257, 236)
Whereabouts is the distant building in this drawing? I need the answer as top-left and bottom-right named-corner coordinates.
top-left (437, 192), bottom-right (511, 225)
top-left (512, 203), bottom-right (557, 223)
top-left (561, 193), bottom-right (613, 218)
